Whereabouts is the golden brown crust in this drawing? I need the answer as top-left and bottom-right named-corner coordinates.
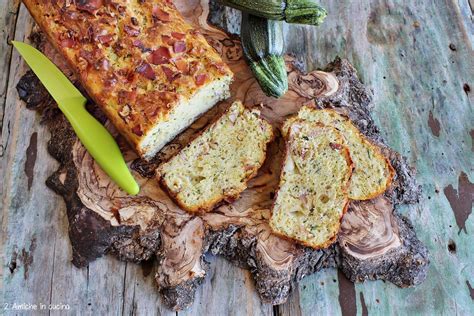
top-left (156, 102), bottom-right (275, 214)
top-left (157, 178), bottom-right (213, 214)
top-left (158, 176), bottom-right (242, 214)
top-left (321, 109), bottom-right (394, 200)
top-left (23, 0), bottom-right (233, 157)
top-left (269, 122), bottom-right (354, 249)
top-left (270, 197), bottom-right (351, 250)
top-left (287, 107), bottom-right (394, 200)
top-left (347, 125), bottom-right (394, 200)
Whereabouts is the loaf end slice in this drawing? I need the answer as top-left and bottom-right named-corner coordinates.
top-left (270, 120), bottom-right (353, 249)
top-left (138, 76), bottom-right (232, 160)
top-left (157, 101), bottom-right (274, 213)
top-left (23, 0), bottom-right (233, 161)
top-left (283, 107), bottom-right (394, 200)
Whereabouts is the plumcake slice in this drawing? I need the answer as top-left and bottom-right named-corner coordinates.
top-left (156, 101), bottom-right (274, 213)
top-left (270, 120), bottom-right (353, 249)
top-left (283, 107), bottom-right (394, 200)
top-left (23, 0), bottom-right (233, 160)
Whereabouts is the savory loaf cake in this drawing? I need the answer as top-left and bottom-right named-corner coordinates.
top-left (156, 101), bottom-right (274, 213)
top-left (283, 107), bottom-right (394, 200)
top-left (23, 0), bottom-right (233, 160)
top-left (270, 120), bottom-right (353, 248)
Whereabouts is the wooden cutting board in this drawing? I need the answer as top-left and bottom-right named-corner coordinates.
top-left (13, 0), bottom-right (428, 311)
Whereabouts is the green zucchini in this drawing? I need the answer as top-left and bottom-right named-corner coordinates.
top-left (219, 0), bottom-right (327, 26)
top-left (240, 13), bottom-right (288, 98)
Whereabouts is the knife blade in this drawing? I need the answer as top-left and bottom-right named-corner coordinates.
top-left (12, 41), bottom-right (139, 195)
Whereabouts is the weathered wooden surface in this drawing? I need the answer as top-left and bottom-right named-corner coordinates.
top-left (0, 0), bottom-right (21, 133)
top-left (1, 1), bottom-right (473, 316)
top-left (17, 3), bottom-right (429, 309)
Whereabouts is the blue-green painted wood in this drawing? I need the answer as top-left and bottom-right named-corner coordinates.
top-left (281, 0), bottom-right (473, 315)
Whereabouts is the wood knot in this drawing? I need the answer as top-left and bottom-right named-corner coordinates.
top-left (447, 240), bottom-right (456, 253)
top-left (288, 71), bottom-right (339, 99)
top-left (8, 251), bottom-right (17, 274)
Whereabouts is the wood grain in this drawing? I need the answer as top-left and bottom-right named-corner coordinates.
top-left (1, 1), bottom-right (473, 315)
top-left (15, 3), bottom-right (428, 311)
top-left (0, 0), bottom-right (21, 134)
top-left (280, 0), bottom-right (474, 315)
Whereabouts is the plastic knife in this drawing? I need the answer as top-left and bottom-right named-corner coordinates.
top-left (12, 41), bottom-right (140, 195)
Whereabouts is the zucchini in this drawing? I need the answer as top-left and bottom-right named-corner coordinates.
top-left (240, 13), bottom-right (288, 98)
top-left (219, 0), bottom-right (327, 26)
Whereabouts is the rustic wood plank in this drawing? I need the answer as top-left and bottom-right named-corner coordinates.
top-left (122, 260), bottom-right (176, 316)
top-left (0, 4), bottom-right (62, 314)
top-left (0, 5), bottom-right (269, 315)
top-left (0, 0), bottom-right (21, 135)
top-left (0, 4), bottom-right (270, 316)
top-left (0, 5), bottom-right (174, 316)
top-left (180, 255), bottom-right (273, 316)
top-left (1, 1), bottom-right (473, 315)
top-left (278, 0), bottom-right (474, 314)
top-left (287, 270), bottom-right (342, 316)
top-left (456, 0), bottom-right (473, 47)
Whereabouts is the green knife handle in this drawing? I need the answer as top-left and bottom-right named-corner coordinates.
top-left (59, 98), bottom-right (140, 195)
top-left (11, 40), bottom-right (139, 195)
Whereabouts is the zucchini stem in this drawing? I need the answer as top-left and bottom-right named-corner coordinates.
top-left (284, 0), bottom-right (327, 25)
